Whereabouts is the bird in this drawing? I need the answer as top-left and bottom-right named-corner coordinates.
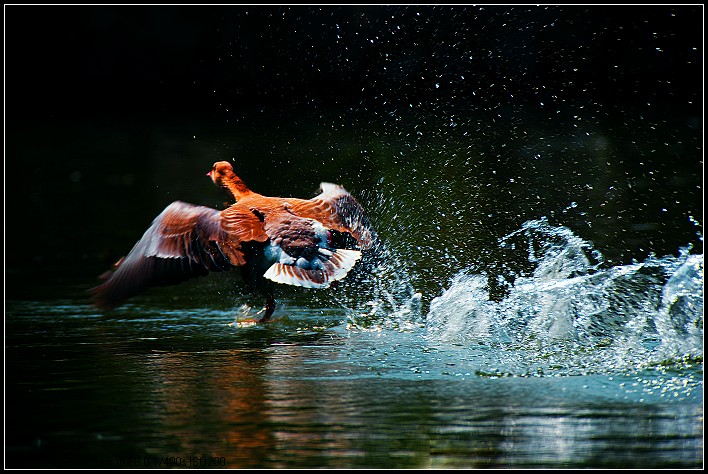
top-left (91, 161), bottom-right (374, 322)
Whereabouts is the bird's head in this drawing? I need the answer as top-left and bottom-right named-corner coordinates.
top-left (206, 161), bottom-right (235, 186)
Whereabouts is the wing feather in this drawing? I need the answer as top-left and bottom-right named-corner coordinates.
top-left (91, 201), bottom-right (265, 309)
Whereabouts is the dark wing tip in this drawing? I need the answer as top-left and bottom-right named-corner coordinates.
top-left (88, 276), bottom-right (126, 310)
top-left (89, 255), bottom-right (214, 310)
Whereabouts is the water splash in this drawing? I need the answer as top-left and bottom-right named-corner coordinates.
top-left (321, 184), bottom-right (425, 330)
top-left (339, 241), bottom-right (424, 331)
top-left (426, 218), bottom-right (703, 376)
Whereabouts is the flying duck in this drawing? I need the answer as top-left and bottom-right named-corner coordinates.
top-left (91, 161), bottom-right (374, 322)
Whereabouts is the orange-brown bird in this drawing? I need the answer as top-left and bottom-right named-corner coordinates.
top-left (91, 161), bottom-right (374, 322)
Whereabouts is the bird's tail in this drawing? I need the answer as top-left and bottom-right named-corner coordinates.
top-left (263, 249), bottom-right (362, 289)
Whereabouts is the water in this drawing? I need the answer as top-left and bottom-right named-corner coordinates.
top-left (5, 218), bottom-right (703, 468)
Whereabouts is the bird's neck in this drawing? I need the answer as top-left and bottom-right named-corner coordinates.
top-left (222, 174), bottom-right (253, 201)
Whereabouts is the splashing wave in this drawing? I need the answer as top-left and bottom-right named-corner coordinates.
top-left (426, 218), bottom-right (703, 375)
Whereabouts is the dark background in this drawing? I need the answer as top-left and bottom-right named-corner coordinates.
top-left (7, 6), bottom-right (702, 121)
top-left (5, 5), bottom-right (703, 296)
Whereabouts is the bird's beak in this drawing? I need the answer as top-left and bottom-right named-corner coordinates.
top-left (206, 170), bottom-right (214, 181)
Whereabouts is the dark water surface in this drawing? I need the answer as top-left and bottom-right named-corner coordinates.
top-left (6, 5), bottom-right (703, 469)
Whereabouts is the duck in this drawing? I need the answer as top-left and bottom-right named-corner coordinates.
top-left (91, 161), bottom-right (374, 322)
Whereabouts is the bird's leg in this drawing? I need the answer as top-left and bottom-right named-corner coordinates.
top-left (261, 294), bottom-right (276, 322)
top-left (233, 294), bottom-right (275, 326)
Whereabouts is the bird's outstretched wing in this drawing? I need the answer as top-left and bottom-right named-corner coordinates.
top-left (285, 183), bottom-right (375, 250)
top-left (90, 201), bottom-right (266, 308)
